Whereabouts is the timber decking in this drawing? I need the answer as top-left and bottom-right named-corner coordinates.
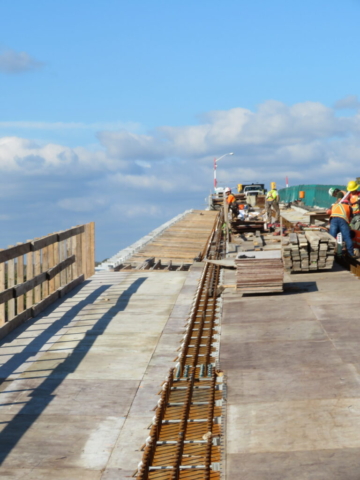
top-left (127, 210), bottom-right (218, 265)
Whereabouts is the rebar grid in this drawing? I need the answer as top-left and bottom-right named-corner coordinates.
top-left (136, 211), bottom-right (224, 480)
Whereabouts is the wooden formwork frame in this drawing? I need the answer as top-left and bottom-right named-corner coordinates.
top-left (0, 222), bottom-right (95, 339)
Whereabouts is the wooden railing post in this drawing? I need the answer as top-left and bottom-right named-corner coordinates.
top-left (89, 221), bottom-right (95, 277)
top-left (54, 236), bottom-right (60, 290)
top-left (16, 243), bottom-right (24, 314)
top-left (0, 250), bottom-right (4, 326)
top-left (8, 247), bottom-right (15, 320)
top-left (66, 237), bottom-right (72, 282)
top-left (34, 242), bottom-right (41, 304)
top-left (26, 241), bottom-right (34, 310)
top-left (48, 241), bottom-right (55, 294)
top-left (84, 224), bottom-right (90, 279)
top-left (42, 245), bottom-right (49, 298)
top-left (60, 239), bottom-right (66, 286)
top-left (81, 227), bottom-right (87, 280)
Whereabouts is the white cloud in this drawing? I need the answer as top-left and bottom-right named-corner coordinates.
top-left (0, 136), bottom-right (128, 174)
top-left (0, 49), bottom-right (43, 74)
top-left (97, 101), bottom-right (348, 163)
top-left (2, 99), bottom-right (360, 259)
top-left (0, 100), bottom-right (358, 185)
top-left (334, 95), bottom-right (360, 110)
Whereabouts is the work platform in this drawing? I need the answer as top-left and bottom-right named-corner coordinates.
top-left (1, 208), bottom-right (360, 479)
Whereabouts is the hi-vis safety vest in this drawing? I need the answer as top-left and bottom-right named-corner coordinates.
top-left (331, 203), bottom-right (351, 223)
top-left (226, 194), bottom-right (236, 204)
top-left (266, 190), bottom-right (278, 201)
top-left (350, 192), bottom-right (360, 215)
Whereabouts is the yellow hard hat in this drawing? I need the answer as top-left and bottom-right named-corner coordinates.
top-left (347, 180), bottom-right (359, 192)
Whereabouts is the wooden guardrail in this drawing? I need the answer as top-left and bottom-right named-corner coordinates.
top-left (0, 222), bottom-right (95, 339)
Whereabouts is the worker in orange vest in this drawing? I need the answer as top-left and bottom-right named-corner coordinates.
top-left (347, 180), bottom-right (360, 230)
top-left (237, 203), bottom-right (247, 220)
top-left (329, 202), bottom-right (355, 257)
top-left (224, 187), bottom-right (238, 218)
top-left (224, 187), bottom-right (236, 204)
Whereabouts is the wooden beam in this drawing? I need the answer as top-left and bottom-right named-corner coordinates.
top-left (0, 288), bottom-right (14, 305)
top-left (42, 245), bottom-right (49, 298)
top-left (0, 250), bottom-right (4, 325)
top-left (16, 243), bottom-right (25, 314)
top-left (7, 248), bottom-right (15, 320)
top-left (0, 243), bottom-right (31, 264)
top-left (32, 233), bottom-right (58, 251)
top-left (47, 255), bottom-right (76, 280)
top-left (58, 225), bottom-right (85, 242)
top-left (48, 242), bottom-right (55, 294)
top-left (26, 242), bottom-right (34, 309)
top-left (34, 245), bottom-right (41, 304)
top-left (54, 237), bottom-right (60, 290)
top-left (14, 272), bottom-right (47, 298)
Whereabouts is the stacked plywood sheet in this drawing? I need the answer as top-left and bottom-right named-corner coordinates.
top-left (235, 251), bottom-right (284, 293)
top-left (282, 231), bottom-right (336, 272)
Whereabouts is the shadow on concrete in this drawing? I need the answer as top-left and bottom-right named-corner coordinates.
top-left (0, 276), bottom-right (147, 465)
top-left (283, 281), bottom-right (318, 294)
top-left (0, 281), bottom-right (109, 381)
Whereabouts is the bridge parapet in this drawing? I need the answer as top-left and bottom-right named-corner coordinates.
top-left (0, 222), bottom-right (95, 339)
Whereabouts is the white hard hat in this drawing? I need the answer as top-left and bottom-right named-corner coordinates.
top-left (225, 187), bottom-right (231, 193)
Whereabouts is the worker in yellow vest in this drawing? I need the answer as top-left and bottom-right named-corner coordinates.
top-left (329, 202), bottom-right (355, 257)
top-left (265, 187), bottom-right (279, 223)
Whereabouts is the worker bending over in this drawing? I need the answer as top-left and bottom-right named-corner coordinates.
top-left (328, 187), bottom-right (346, 203)
top-left (224, 187), bottom-right (238, 218)
top-left (265, 187), bottom-right (280, 223)
top-left (329, 201), bottom-right (355, 257)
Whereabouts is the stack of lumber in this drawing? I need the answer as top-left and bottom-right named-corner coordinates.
top-left (305, 230), bottom-right (336, 270)
top-left (235, 251), bottom-right (284, 293)
top-left (282, 237), bottom-right (292, 270)
top-left (282, 230), bottom-right (336, 272)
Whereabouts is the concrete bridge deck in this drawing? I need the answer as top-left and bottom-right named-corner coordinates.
top-left (1, 238), bottom-right (360, 478)
top-left (0, 268), bottom-right (202, 479)
top-left (222, 264), bottom-right (360, 479)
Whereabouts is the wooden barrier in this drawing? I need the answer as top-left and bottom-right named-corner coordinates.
top-left (0, 222), bottom-right (95, 339)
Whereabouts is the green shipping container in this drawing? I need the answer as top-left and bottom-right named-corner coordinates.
top-left (278, 184), bottom-right (346, 209)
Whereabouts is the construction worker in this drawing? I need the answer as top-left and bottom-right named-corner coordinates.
top-left (265, 187), bottom-right (280, 223)
top-left (224, 187), bottom-right (238, 218)
top-left (224, 187), bottom-right (236, 204)
top-left (237, 203), bottom-right (246, 220)
top-left (328, 187), bottom-right (346, 204)
top-left (347, 180), bottom-right (360, 230)
top-left (329, 201), bottom-right (355, 257)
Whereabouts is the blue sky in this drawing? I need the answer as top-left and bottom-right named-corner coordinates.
top-left (1, 0), bottom-right (360, 260)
